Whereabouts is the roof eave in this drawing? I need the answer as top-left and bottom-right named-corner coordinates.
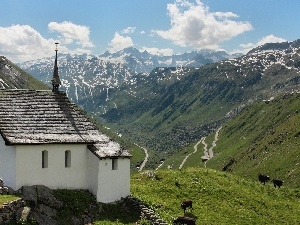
top-left (9, 141), bottom-right (96, 145)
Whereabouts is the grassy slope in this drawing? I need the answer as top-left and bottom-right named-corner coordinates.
top-left (131, 168), bottom-right (300, 225)
top-left (158, 93), bottom-right (300, 188)
top-left (0, 195), bottom-right (21, 206)
top-left (159, 131), bottom-right (217, 170)
top-left (2, 168), bottom-right (300, 224)
top-left (207, 93), bottom-right (300, 187)
top-left (0, 57), bottom-right (50, 90)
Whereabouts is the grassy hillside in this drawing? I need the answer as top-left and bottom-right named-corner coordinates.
top-left (0, 56), bottom-right (50, 90)
top-left (100, 41), bottom-right (300, 156)
top-left (207, 92), bottom-right (300, 188)
top-left (2, 168), bottom-right (300, 224)
top-left (0, 195), bottom-right (20, 206)
top-left (155, 93), bottom-right (300, 188)
top-left (131, 168), bottom-right (300, 224)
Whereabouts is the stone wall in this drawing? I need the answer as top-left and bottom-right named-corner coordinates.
top-left (0, 198), bottom-right (24, 224)
top-left (125, 195), bottom-right (169, 225)
top-left (0, 190), bottom-right (170, 224)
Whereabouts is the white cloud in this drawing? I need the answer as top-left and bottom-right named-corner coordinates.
top-left (233, 34), bottom-right (287, 54)
top-left (153, 0), bottom-right (252, 50)
top-left (140, 47), bottom-right (173, 56)
top-left (48, 21), bottom-right (94, 48)
top-left (0, 24), bottom-right (94, 63)
top-left (108, 32), bottom-right (134, 52)
top-left (121, 27), bottom-right (136, 34)
top-left (72, 48), bottom-right (92, 55)
top-left (212, 12), bottom-right (239, 19)
top-left (0, 24), bottom-right (56, 63)
top-left (256, 35), bottom-right (286, 46)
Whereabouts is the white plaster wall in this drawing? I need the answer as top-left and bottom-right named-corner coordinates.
top-left (97, 158), bottom-right (130, 203)
top-left (86, 150), bottom-right (100, 197)
top-left (0, 137), bottom-right (16, 189)
top-left (15, 144), bottom-right (89, 190)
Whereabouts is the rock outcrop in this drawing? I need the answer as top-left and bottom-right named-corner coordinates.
top-left (15, 185), bottom-right (63, 225)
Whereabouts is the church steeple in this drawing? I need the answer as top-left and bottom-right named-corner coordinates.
top-left (51, 42), bottom-right (61, 92)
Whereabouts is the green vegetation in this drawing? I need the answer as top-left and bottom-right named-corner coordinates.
top-left (155, 93), bottom-right (300, 188)
top-left (0, 195), bottom-right (20, 206)
top-left (53, 189), bottom-right (97, 223)
top-left (96, 43), bottom-right (300, 160)
top-left (207, 93), bottom-right (300, 187)
top-left (53, 189), bottom-right (140, 225)
top-left (93, 203), bottom-right (140, 225)
top-left (131, 168), bottom-right (300, 225)
top-left (2, 167), bottom-right (300, 224)
top-left (0, 56), bottom-right (50, 90)
top-left (160, 141), bottom-right (203, 170)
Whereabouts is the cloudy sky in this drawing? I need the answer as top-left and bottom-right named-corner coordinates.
top-left (0, 0), bottom-right (299, 63)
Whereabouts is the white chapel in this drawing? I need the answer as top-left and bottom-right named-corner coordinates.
top-left (0, 45), bottom-right (131, 203)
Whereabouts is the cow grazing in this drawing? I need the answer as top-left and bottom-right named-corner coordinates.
top-left (173, 216), bottom-right (196, 225)
top-left (181, 199), bottom-right (193, 213)
top-left (273, 179), bottom-right (283, 188)
top-left (258, 174), bottom-right (270, 185)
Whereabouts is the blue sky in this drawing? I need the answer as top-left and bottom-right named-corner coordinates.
top-left (0, 0), bottom-right (299, 63)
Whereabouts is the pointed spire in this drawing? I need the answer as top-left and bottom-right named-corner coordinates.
top-left (51, 42), bottom-right (61, 92)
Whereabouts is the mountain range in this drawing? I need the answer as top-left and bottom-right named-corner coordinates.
top-left (98, 39), bottom-right (300, 156)
top-left (1, 39), bottom-right (300, 186)
top-left (18, 47), bottom-right (239, 108)
top-left (17, 40), bottom-right (300, 162)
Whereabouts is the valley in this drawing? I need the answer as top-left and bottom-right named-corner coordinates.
top-left (1, 38), bottom-right (300, 225)
top-left (5, 39), bottom-right (300, 187)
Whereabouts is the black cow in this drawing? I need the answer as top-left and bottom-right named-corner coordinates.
top-left (173, 216), bottom-right (196, 225)
top-left (258, 174), bottom-right (270, 185)
top-left (272, 179), bottom-right (283, 188)
top-left (181, 199), bottom-right (193, 213)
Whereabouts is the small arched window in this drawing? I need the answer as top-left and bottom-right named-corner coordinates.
top-left (42, 150), bottom-right (48, 168)
top-left (112, 158), bottom-right (118, 170)
top-left (65, 150), bottom-right (71, 168)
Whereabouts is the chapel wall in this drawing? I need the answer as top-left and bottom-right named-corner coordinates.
top-left (15, 144), bottom-right (89, 190)
top-left (0, 137), bottom-right (16, 189)
top-left (97, 158), bottom-right (131, 203)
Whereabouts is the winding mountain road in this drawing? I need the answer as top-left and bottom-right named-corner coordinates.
top-left (179, 137), bottom-right (205, 169)
top-left (138, 126), bottom-right (222, 171)
top-left (179, 126), bottom-right (222, 169)
top-left (201, 137), bottom-right (209, 160)
top-left (136, 144), bottom-right (149, 172)
top-left (208, 126), bottom-right (222, 158)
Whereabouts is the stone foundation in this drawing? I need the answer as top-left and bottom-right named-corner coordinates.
top-left (0, 198), bottom-right (24, 224)
top-left (0, 190), bottom-right (169, 224)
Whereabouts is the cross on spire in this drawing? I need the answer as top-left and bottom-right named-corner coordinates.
top-left (51, 42), bottom-right (61, 92)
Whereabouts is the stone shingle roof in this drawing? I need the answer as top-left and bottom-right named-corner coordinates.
top-left (0, 89), bottom-right (131, 158)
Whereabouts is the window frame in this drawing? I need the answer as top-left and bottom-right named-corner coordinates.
top-left (65, 150), bottom-right (71, 168)
top-left (42, 150), bottom-right (48, 168)
top-left (112, 158), bottom-right (118, 170)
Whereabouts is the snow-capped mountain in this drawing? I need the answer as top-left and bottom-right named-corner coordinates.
top-left (99, 40), bottom-right (300, 152)
top-left (19, 54), bottom-right (138, 107)
top-left (98, 47), bottom-right (238, 73)
top-left (18, 48), bottom-right (238, 108)
top-left (16, 40), bottom-right (300, 152)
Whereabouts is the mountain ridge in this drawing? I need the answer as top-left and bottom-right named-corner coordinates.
top-left (16, 39), bottom-right (300, 160)
top-left (99, 39), bottom-right (300, 156)
top-left (0, 56), bottom-right (49, 90)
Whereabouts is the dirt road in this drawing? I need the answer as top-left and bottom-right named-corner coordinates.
top-left (179, 137), bottom-right (204, 169)
top-left (136, 144), bottom-right (149, 172)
